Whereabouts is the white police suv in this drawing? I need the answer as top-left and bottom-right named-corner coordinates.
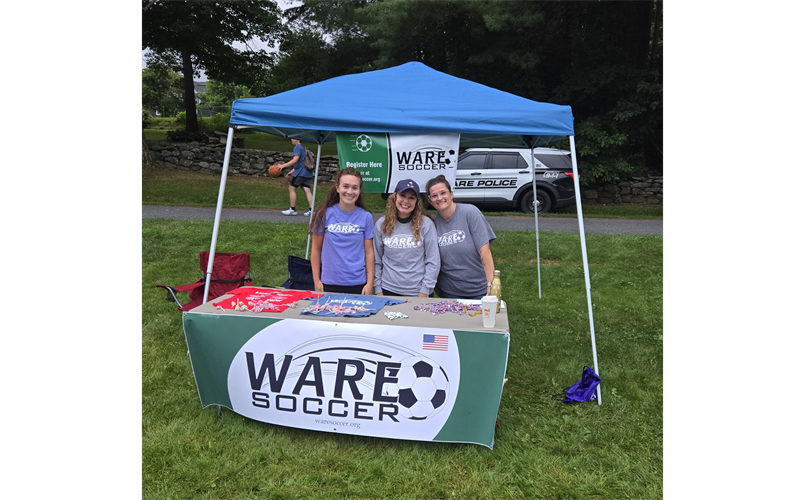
top-left (452, 148), bottom-right (576, 213)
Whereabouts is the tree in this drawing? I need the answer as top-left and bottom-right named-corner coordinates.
top-left (142, 105), bottom-right (156, 172)
top-left (257, 2), bottom-right (380, 96)
top-left (350, 0), bottom-right (663, 179)
top-left (198, 80), bottom-right (253, 112)
top-left (142, 0), bottom-right (283, 132)
top-left (543, 0), bottom-right (663, 178)
top-left (142, 65), bottom-right (184, 116)
top-left (336, 0), bottom-right (663, 179)
top-left (259, 30), bottom-right (334, 95)
top-left (285, 0), bottom-right (374, 40)
top-left (156, 0), bottom-right (662, 180)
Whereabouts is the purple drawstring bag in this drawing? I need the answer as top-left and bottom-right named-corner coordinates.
top-left (563, 366), bottom-right (601, 403)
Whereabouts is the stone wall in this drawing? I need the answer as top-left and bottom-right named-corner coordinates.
top-left (147, 141), bottom-right (662, 204)
top-left (146, 141), bottom-right (341, 182)
top-left (580, 176), bottom-right (663, 205)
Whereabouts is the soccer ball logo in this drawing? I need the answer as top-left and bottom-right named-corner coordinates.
top-left (389, 355), bottom-right (450, 420)
top-left (445, 149), bottom-right (455, 165)
top-left (355, 134), bottom-right (373, 152)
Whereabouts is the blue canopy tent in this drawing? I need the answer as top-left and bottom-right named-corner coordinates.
top-left (229, 61), bottom-right (573, 148)
top-left (204, 62), bottom-right (602, 403)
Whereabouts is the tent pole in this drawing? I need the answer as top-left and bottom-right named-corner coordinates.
top-left (529, 147), bottom-right (542, 298)
top-left (203, 126), bottom-right (235, 304)
top-left (305, 142), bottom-right (323, 260)
top-left (569, 136), bottom-right (602, 405)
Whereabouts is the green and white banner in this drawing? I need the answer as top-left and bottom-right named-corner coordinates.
top-left (183, 314), bottom-right (508, 448)
top-left (336, 132), bottom-right (460, 193)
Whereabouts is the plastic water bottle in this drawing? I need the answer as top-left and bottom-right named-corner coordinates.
top-left (490, 270), bottom-right (502, 313)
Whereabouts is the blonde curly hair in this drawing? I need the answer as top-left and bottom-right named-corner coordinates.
top-left (381, 192), bottom-right (427, 243)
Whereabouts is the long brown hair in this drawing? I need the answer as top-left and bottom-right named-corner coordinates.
top-left (381, 192), bottom-right (427, 243)
top-left (310, 167), bottom-right (366, 234)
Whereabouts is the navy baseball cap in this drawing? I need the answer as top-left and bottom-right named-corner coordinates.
top-left (394, 179), bottom-right (420, 194)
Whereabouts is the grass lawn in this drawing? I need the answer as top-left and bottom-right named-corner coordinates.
top-left (143, 169), bottom-right (662, 219)
top-left (142, 218), bottom-right (662, 499)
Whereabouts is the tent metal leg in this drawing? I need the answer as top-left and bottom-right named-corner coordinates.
top-left (203, 126), bottom-right (235, 304)
top-left (529, 147), bottom-right (542, 298)
top-left (305, 142), bottom-right (323, 260)
top-left (569, 136), bottom-right (602, 405)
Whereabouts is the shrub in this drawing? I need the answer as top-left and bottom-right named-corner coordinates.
top-left (171, 112), bottom-right (231, 134)
top-left (146, 117), bottom-right (178, 130)
top-left (208, 113), bottom-right (232, 133)
top-left (166, 130), bottom-right (208, 143)
top-left (196, 114), bottom-right (225, 134)
top-left (142, 108), bottom-right (151, 129)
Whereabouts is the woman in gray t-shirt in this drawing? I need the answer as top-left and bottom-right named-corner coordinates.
top-left (373, 179), bottom-right (440, 297)
top-left (425, 175), bottom-right (496, 299)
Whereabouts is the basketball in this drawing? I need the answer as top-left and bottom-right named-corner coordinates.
top-left (268, 164), bottom-right (283, 177)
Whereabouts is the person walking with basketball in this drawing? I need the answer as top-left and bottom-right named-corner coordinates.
top-left (279, 138), bottom-right (314, 216)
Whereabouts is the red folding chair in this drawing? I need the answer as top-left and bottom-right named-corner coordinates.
top-left (156, 252), bottom-right (252, 311)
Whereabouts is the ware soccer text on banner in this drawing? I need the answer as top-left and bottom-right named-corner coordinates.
top-left (245, 352), bottom-right (449, 423)
top-left (396, 150), bottom-right (451, 171)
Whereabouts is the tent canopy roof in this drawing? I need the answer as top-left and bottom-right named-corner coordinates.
top-left (229, 62), bottom-right (574, 148)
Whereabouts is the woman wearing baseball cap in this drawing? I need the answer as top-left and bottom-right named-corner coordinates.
top-left (372, 179), bottom-right (440, 297)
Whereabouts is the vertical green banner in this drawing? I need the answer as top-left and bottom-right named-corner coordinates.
top-left (336, 132), bottom-right (390, 193)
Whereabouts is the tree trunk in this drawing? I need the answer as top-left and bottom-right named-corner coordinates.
top-left (182, 51), bottom-right (199, 133)
top-left (143, 130), bottom-right (155, 171)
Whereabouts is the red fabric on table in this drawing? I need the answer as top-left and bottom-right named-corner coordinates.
top-left (213, 287), bottom-right (322, 313)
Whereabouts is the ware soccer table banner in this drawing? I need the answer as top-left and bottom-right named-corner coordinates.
top-left (335, 132), bottom-right (460, 193)
top-left (183, 314), bottom-right (509, 448)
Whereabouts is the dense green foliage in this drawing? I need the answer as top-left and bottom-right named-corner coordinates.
top-left (198, 80), bottom-right (253, 112)
top-left (142, 0), bottom-right (662, 181)
top-left (278, 0), bottom-right (662, 181)
top-left (169, 112), bottom-right (232, 135)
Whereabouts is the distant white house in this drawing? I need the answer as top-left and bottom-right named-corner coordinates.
top-left (193, 81), bottom-right (207, 105)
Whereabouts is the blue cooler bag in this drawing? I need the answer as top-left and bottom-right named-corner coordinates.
top-left (563, 366), bottom-right (601, 403)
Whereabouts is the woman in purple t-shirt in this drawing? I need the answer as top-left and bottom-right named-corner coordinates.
top-left (310, 167), bottom-right (375, 295)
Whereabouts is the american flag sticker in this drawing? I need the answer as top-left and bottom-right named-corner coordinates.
top-left (423, 334), bottom-right (449, 351)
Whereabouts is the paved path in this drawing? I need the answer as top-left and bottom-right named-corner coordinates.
top-left (142, 205), bottom-right (662, 236)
